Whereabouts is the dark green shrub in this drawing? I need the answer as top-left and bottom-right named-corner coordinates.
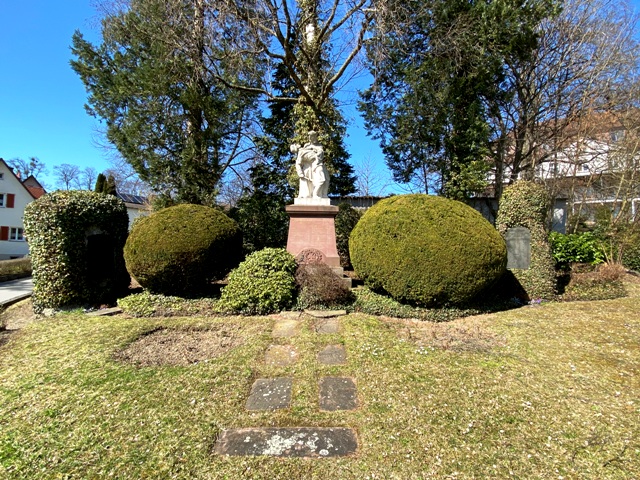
top-left (549, 231), bottom-right (605, 270)
top-left (295, 263), bottom-right (354, 309)
top-left (23, 190), bottom-right (130, 313)
top-left (335, 203), bottom-right (362, 269)
top-left (496, 181), bottom-right (556, 300)
top-left (352, 287), bottom-right (491, 322)
top-left (349, 194), bottom-right (507, 307)
top-left (124, 204), bottom-right (242, 296)
top-left (218, 248), bottom-right (297, 314)
top-left (623, 233), bottom-right (640, 271)
top-left (230, 190), bottom-right (289, 254)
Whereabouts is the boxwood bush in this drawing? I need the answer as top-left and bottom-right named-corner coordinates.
top-left (349, 194), bottom-right (507, 307)
top-left (23, 190), bottom-right (130, 313)
top-left (218, 248), bottom-right (297, 315)
top-left (496, 181), bottom-right (556, 300)
top-left (124, 204), bottom-right (242, 297)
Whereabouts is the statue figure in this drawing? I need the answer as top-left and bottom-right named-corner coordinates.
top-left (291, 131), bottom-right (329, 199)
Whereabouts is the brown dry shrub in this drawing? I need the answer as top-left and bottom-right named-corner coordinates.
top-left (562, 262), bottom-right (627, 301)
top-left (295, 263), bottom-right (354, 309)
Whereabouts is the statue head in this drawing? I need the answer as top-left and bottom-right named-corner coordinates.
top-left (308, 131), bottom-right (318, 143)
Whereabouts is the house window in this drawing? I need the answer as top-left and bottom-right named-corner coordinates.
top-left (0, 173), bottom-right (4, 179)
top-left (0, 193), bottom-right (4, 207)
top-left (9, 227), bottom-right (24, 241)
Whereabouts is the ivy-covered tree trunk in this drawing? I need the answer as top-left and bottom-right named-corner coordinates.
top-left (496, 180), bottom-right (557, 300)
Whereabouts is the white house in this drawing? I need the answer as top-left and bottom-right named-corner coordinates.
top-left (116, 192), bottom-right (151, 228)
top-left (0, 158), bottom-right (46, 259)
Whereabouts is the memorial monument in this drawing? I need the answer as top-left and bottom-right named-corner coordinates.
top-left (285, 131), bottom-right (340, 266)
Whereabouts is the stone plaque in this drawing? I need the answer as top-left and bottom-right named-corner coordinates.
top-left (246, 378), bottom-right (292, 411)
top-left (319, 377), bottom-right (358, 411)
top-left (505, 226), bottom-right (531, 270)
top-left (214, 427), bottom-right (358, 457)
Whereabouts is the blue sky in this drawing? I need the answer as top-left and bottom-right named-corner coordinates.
top-left (0, 0), bottom-right (389, 194)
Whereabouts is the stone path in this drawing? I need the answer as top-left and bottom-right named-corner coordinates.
top-left (215, 312), bottom-right (359, 458)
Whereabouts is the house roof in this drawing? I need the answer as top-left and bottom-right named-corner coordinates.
top-left (116, 192), bottom-right (148, 205)
top-left (0, 158), bottom-right (46, 199)
top-left (22, 175), bottom-right (46, 198)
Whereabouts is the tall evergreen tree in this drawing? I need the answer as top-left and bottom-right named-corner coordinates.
top-left (71, 0), bottom-right (260, 206)
top-left (361, 0), bottom-right (557, 200)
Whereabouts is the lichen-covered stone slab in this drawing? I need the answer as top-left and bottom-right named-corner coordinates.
top-left (305, 310), bottom-right (347, 318)
top-left (272, 319), bottom-right (300, 338)
top-left (317, 344), bottom-right (346, 365)
top-left (314, 318), bottom-right (340, 334)
top-left (319, 377), bottom-right (358, 411)
top-left (265, 345), bottom-right (299, 366)
top-left (214, 427), bottom-right (358, 457)
top-left (246, 378), bottom-right (292, 410)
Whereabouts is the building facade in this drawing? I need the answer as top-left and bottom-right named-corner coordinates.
top-left (0, 159), bottom-right (46, 259)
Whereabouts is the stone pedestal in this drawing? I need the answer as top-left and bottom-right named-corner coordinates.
top-left (286, 204), bottom-right (340, 267)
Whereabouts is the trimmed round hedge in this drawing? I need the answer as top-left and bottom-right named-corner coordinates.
top-left (124, 204), bottom-right (242, 296)
top-left (23, 190), bottom-right (130, 313)
top-left (349, 194), bottom-right (507, 307)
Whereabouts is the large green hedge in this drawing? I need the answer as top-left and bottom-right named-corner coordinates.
top-left (23, 190), bottom-right (130, 313)
top-left (123, 204), bottom-right (242, 296)
top-left (349, 194), bottom-right (507, 307)
top-left (496, 181), bottom-right (556, 300)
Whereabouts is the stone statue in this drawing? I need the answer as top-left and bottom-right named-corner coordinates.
top-left (291, 131), bottom-right (329, 199)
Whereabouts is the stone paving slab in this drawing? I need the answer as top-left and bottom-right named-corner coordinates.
top-left (317, 344), bottom-right (347, 365)
top-left (246, 378), bottom-right (292, 411)
top-left (86, 307), bottom-right (123, 317)
top-left (314, 318), bottom-right (340, 334)
top-left (272, 319), bottom-right (300, 338)
top-left (214, 427), bottom-right (358, 457)
top-left (265, 345), bottom-right (299, 366)
top-left (319, 377), bottom-right (358, 411)
top-left (305, 310), bottom-right (347, 318)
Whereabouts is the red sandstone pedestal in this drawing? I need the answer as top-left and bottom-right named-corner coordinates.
top-left (285, 204), bottom-right (340, 267)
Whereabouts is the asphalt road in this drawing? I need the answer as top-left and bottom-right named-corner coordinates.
top-left (0, 277), bottom-right (33, 306)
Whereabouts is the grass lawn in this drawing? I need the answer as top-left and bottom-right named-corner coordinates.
top-left (0, 287), bottom-right (638, 478)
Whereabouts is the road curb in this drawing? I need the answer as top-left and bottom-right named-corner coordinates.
top-left (0, 293), bottom-right (32, 308)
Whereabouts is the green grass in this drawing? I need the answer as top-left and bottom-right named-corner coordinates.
top-left (1, 294), bottom-right (639, 478)
top-left (0, 257), bottom-right (31, 282)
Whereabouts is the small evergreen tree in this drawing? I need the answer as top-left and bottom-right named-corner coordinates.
top-left (94, 173), bottom-right (107, 193)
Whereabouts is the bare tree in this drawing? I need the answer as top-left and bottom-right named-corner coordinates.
top-left (104, 155), bottom-right (151, 196)
top-left (490, 0), bottom-right (640, 198)
top-left (353, 153), bottom-right (392, 196)
top-left (77, 167), bottom-right (98, 190)
top-left (53, 164), bottom-right (81, 190)
top-left (7, 157), bottom-right (47, 180)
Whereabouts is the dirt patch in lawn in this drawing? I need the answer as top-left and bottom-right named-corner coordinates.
top-left (114, 326), bottom-right (244, 367)
top-left (386, 314), bottom-right (506, 353)
top-left (0, 299), bottom-right (39, 348)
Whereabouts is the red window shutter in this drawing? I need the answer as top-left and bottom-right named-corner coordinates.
top-left (0, 226), bottom-right (9, 241)
top-left (6, 194), bottom-right (15, 208)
